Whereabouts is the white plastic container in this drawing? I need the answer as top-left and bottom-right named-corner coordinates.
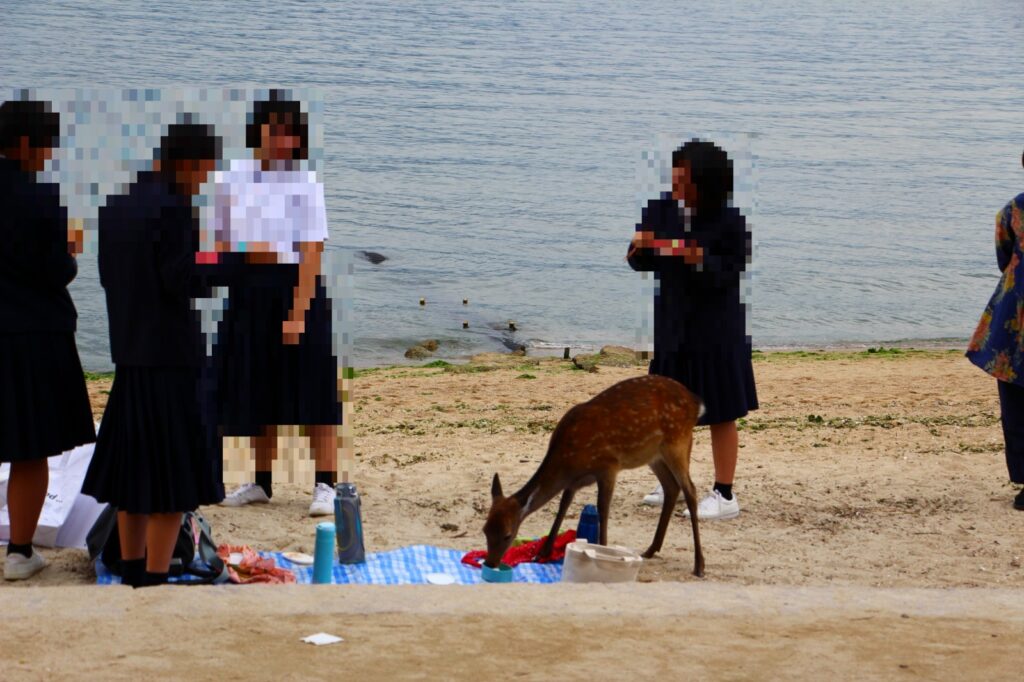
top-left (560, 540), bottom-right (643, 583)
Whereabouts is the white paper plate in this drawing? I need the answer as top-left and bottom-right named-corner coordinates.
top-left (425, 572), bottom-right (455, 585)
top-left (282, 551), bottom-right (315, 565)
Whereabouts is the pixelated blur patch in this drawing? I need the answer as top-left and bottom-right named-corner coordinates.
top-left (4, 87), bottom-right (350, 486)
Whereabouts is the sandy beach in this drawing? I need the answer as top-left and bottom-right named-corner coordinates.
top-left (66, 347), bottom-right (1024, 589)
top-left (5, 348), bottom-right (1023, 679)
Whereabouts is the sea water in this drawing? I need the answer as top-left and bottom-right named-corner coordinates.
top-left (3, 1), bottom-right (1021, 368)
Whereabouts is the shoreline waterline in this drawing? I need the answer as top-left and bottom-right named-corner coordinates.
top-left (79, 337), bottom-right (971, 375)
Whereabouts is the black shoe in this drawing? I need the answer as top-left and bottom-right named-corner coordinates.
top-left (1014, 489), bottom-right (1024, 511)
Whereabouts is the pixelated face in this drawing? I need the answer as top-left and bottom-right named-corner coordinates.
top-left (671, 161), bottom-right (698, 207)
top-left (5, 135), bottom-right (55, 173)
top-left (25, 143), bottom-right (54, 173)
top-left (259, 113), bottom-right (301, 161)
top-left (171, 157), bottom-right (218, 195)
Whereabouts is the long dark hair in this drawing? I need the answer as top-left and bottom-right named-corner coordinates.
top-left (246, 91), bottom-right (309, 160)
top-left (671, 139), bottom-right (733, 213)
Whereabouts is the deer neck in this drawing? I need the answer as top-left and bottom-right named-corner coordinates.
top-left (512, 478), bottom-right (558, 519)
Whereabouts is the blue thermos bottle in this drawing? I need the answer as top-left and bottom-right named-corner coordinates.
top-left (335, 482), bottom-right (366, 564)
top-left (313, 522), bottom-right (335, 584)
top-left (576, 504), bottom-right (599, 544)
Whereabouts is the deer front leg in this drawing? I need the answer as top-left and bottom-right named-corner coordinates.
top-left (595, 474), bottom-right (617, 546)
top-left (643, 459), bottom-right (680, 559)
top-left (537, 487), bottom-right (576, 559)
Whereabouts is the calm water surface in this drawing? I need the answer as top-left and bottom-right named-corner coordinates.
top-left (4, 1), bottom-right (1022, 368)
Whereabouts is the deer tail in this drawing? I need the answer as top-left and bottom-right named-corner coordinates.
top-left (697, 398), bottom-right (706, 421)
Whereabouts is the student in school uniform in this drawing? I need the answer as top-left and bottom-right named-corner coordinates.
top-left (213, 94), bottom-right (342, 516)
top-left (627, 139), bottom-right (758, 520)
top-left (966, 149), bottom-right (1024, 511)
top-left (81, 123), bottom-right (224, 587)
top-left (0, 99), bottom-right (95, 581)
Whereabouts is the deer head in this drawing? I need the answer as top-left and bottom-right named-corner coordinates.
top-left (482, 473), bottom-right (523, 568)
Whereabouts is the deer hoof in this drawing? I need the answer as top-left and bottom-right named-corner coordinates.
top-left (641, 548), bottom-right (658, 559)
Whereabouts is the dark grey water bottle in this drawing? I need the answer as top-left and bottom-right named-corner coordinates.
top-left (334, 482), bottom-right (366, 564)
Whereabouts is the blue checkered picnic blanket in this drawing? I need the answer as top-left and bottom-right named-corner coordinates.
top-left (95, 544), bottom-right (563, 585)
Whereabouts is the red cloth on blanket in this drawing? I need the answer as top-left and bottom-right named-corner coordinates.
top-left (461, 530), bottom-right (576, 568)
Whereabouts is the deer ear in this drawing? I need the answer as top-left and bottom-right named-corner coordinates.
top-left (491, 473), bottom-right (503, 499)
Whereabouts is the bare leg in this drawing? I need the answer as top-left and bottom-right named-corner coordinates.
top-left (643, 460), bottom-right (679, 558)
top-left (595, 474), bottom-right (617, 546)
top-left (145, 512), bottom-right (183, 574)
top-left (308, 424), bottom-right (338, 476)
top-left (253, 425), bottom-right (277, 474)
top-left (537, 488), bottom-right (575, 559)
top-left (710, 420), bottom-right (738, 485)
top-left (118, 511), bottom-right (147, 561)
top-left (7, 459), bottom-right (49, 545)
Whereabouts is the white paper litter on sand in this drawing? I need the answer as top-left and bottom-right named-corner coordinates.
top-left (302, 633), bottom-right (344, 646)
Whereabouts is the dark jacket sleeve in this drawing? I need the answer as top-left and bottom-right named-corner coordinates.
top-left (627, 200), bottom-right (668, 272)
top-left (627, 201), bottom-right (750, 289)
top-left (97, 201), bottom-right (118, 290)
top-left (6, 184), bottom-right (77, 290)
top-left (156, 205), bottom-right (197, 300)
top-left (688, 213), bottom-right (751, 289)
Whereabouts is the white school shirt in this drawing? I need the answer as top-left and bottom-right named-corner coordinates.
top-left (213, 159), bottom-right (328, 264)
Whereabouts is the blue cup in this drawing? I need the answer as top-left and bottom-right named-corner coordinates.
top-left (313, 522), bottom-right (335, 584)
top-left (481, 562), bottom-right (514, 583)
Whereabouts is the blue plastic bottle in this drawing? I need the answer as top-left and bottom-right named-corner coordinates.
top-left (313, 522), bottom-right (335, 584)
top-left (576, 504), bottom-right (600, 544)
top-left (335, 482), bottom-right (366, 564)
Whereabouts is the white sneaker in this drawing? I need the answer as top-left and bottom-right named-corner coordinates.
top-left (642, 484), bottom-right (665, 506)
top-left (678, 490), bottom-right (740, 521)
top-left (4, 550), bottom-right (47, 581)
top-left (221, 482), bottom-right (271, 507)
top-left (642, 484), bottom-right (687, 507)
top-left (309, 482), bottom-right (335, 517)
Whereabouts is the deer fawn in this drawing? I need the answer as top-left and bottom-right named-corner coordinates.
top-left (483, 375), bottom-right (705, 577)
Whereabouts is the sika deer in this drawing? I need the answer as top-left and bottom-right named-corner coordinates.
top-left (483, 375), bottom-right (705, 576)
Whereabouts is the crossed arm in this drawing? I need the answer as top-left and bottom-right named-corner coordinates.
top-left (627, 230), bottom-right (704, 265)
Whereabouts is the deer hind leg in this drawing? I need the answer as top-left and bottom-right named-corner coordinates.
top-left (662, 433), bottom-right (705, 577)
top-left (595, 473), bottom-right (617, 546)
top-left (642, 458), bottom-right (680, 559)
top-left (537, 487), bottom-right (576, 560)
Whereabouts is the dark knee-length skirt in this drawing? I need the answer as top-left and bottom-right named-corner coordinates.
top-left (213, 263), bottom-right (342, 437)
top-left (650, 343), bottom-right (759, 425)
top-left (0, 333), bottom-right (96, 462)
top-left (81, 366), bottom-right (224, 513)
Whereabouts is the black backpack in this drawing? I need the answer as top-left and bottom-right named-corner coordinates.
top-left (87, 506), bottom-right (229, 584)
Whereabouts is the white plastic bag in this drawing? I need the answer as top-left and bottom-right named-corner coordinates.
top-left (0, 441), bottom-right (103, 548)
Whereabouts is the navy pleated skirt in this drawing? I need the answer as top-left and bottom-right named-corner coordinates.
top-left (213, 263), bottom-right (342, 437)
top-left (82, 366), bottom-right (224, 513)
top-left (650, 343), bottom-right (759, 425)
top-left (0, 333), bottom-right (96, 462)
